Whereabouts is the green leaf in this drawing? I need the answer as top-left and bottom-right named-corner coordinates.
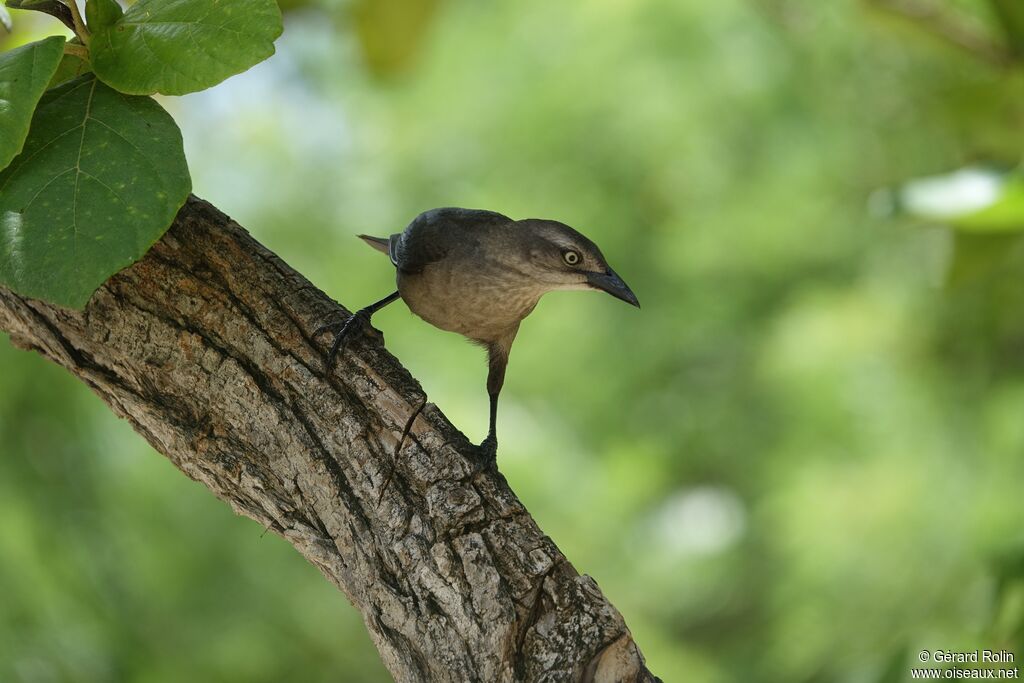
top-left (0, 35), bottom-right (66, 171)
top-left (90, 0), bottom-right (283, 96)
top-left (0, 75), bottom-right (191, 308)
top-left (47, 52), bottom-right (92, 90)
top-left (85, 0), bottom-right (123, 31)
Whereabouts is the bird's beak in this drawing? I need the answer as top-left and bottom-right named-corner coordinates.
top-left (586, 269), bottom-right (640, 308)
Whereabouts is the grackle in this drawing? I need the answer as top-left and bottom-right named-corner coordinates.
top-left (314, 207), bottom-right (639, 467)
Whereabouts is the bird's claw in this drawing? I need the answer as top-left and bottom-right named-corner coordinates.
top-left (313, 309), bottom-right (370, 371)
top-left (470, 435), bottom-right (498, 477)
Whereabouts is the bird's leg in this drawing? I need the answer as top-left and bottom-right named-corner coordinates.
top-left (313, 290), bottom-right (400, 370)
top-left (478, 391), bottom-right (499, 462)
top-left (476, 343), bottom-right (508, 470)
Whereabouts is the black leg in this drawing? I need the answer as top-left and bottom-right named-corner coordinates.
top-left (313, 291), bottom-right (400, 370)
top-left (475, 342), bottom-right (508, 471)
top-left (477, 391), bottom-right (499, 466)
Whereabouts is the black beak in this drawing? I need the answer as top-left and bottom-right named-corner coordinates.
top-left (586, 269), bottom-right (640, 308)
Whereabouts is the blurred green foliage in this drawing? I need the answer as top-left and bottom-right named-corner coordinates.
top-left (3, 0), bottom-right (1024, 681)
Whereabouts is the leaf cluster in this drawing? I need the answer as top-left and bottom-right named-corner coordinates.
top-left (0, 0), bottom-right (283, 307)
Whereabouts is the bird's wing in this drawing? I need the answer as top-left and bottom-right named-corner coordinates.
top-left (392, 228), bottom-right (447, 273)
top-left (394, 208), bottom-right (511, 274)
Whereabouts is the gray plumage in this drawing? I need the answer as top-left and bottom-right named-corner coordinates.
top-left (318, 207), bottom-right (639, 465)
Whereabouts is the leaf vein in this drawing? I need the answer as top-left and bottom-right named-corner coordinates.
top-left (20, 166), bottom-right (76, 212)
top-left (117, 20), bottom-right (251, 39)
top-left (134, 27), bottom-right (199, 91)
top-left (0, 127), bottom-right (81, 194)
top-left (85, 114), bottom-right (167, 191)
top-left (71, 79), bottom-right (99, 280)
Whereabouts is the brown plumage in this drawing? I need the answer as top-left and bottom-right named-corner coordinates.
top-left (316, 207), bottom-right (639, 465)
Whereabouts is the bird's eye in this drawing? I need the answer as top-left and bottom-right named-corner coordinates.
top-left (562, 250), bottom-right (581, 266)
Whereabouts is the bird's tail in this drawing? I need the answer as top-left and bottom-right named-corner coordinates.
top-left (358, 234), bottom-right (390, 255)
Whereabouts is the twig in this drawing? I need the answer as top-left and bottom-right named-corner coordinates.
top-left (865, 0), bottom-right (1015, 67)
top-left (377, 394), bottom-right (427, 505)
top-left (63, 42), bottom-right (88, 60)
top-left (61, 0), bottom-right (90, 43)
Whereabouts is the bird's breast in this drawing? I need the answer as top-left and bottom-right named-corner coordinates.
top-left (398, 264), bottom-right (541, 342)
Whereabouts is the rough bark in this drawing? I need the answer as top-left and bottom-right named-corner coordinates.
top-left (0, 197), bottom-right (658, 683)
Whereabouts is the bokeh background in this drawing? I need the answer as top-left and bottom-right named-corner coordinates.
top-left (3, 0), bottom-right (1024, 681)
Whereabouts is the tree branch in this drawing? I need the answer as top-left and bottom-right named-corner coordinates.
top-left (864, 0), bottom-right (1016, 67)
top-left (0, 196), bottom-right (659, 683)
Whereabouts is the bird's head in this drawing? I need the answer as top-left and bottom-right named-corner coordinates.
top-left (516, 219), bottom-right (640, 308)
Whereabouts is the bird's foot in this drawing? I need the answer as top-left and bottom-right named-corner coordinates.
top-left (312, 309), bottom-right (371, 371)
top-left (470, 435), bottom-right (498, 477)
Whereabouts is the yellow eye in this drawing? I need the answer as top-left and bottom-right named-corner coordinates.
top-left (563, 250), bottom-right (581, 266)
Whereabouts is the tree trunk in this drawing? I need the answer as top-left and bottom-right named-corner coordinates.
top-left (0, 197), bottom-right (658, 683)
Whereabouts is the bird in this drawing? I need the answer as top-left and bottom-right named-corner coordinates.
top-left (314, 207), bottom-right (639, 467)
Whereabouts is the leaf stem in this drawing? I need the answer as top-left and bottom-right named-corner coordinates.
top-left (62, 0), bottom-right (90, 44)
top-left (64, 42), bottom-right (89, 60)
